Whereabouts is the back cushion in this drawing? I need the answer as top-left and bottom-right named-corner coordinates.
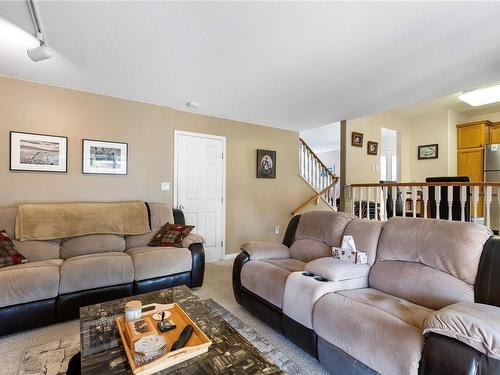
top-left (369, 217), bottom-right (492, 309)
top-left (0, 207), bottom-right (60, 261)
top-left (61, 234), bottom-right (125, 259)
top-left (343, 219), bottom-right (384, 266)
top-left (125, 203), bottom-right (175, 249)
top-left (290, 211), bottom-right (354, 262)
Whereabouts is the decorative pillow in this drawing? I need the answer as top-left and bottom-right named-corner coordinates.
top-left (148, 224), bottom-right (194, 248)
top-left (0, 230), bottom-right (28, 268)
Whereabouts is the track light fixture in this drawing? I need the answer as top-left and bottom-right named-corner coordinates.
top-left (26, 0), bottom-right (53, 62)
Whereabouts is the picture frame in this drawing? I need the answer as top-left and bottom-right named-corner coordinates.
top-left (367, 141), bottom-right (378, 155)
top-left (10, 131), bottom-right (68, 173)
top-left (256, 149), bottom-right (276, 178)
top-left (82, 139), bottom-right (128, 175)
top-left (418, 144), bottom-right (439, 160)
top-left (351, 132), bottom-right (364, 147)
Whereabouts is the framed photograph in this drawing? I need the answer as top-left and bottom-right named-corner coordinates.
top-left (351, 132), bottom-right (363, 147)
top-left (10, 131), bottom-right (67, 173)
top-left (257, 149), bottom-right (276, 178)
top-left (367, 141), bottom-right (378, 155)
top-left (82, 139), bottom-right (128, 175)
top-left (418, 144), bottom-right (439, 160)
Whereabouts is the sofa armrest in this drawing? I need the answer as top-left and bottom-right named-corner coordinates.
top-left (305, 257), bottom-right (370, 282)
top-left (182, 233), bottom-right (204, 249)
top-left (187, 242), bottom-right (205, 288)
top-left (423, 302), bottom-right (500, 360)
top-left (240, 241), bottom-right (290, 260)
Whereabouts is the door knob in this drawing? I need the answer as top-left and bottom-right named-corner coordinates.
top-left (178, 204), bottom-right (184, 210)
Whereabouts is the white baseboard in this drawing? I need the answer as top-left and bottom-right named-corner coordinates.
top-left (223, 253), bottom-right (238, 260)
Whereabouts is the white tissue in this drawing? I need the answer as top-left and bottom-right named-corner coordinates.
top-left (341, 235), bottom-right (356, 251)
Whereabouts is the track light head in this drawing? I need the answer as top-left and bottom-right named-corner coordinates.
top-left (27, 43), bottom-right (53, 62)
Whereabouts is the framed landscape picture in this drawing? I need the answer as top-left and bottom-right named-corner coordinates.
top-left (82, 139), bottom-right (128, 175)
top-left (10, 131), bottom-right (67, 172)
top-left (257, 149), bottom-right (276, 178)
top-left (418, 144), bottom-right (439, 160)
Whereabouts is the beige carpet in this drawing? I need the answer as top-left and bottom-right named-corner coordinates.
top-left (0, 259), bottom-right (328, 375)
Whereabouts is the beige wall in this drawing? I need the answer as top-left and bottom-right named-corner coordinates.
top-left (467, 111), bottom-right (500, 123)
top-left (0, 76), bottom-right (315, 254)
top-left (346, 111), bottom-right (411, 184)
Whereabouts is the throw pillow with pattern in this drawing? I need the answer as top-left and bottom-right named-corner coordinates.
top-left (0, 230), bottom-right (27, 268)
top-left (148, 223), bottom-right (194, 248)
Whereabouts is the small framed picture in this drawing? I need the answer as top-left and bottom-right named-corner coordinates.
top-left (351, 132), bottom-right (363, 147)
top-left (10, 131), bottom-right (68, 173)
top-left (257, 149), bottom-right (276, 178)
top-left (367, 141), bottom-right (378, 155)
top-left (82, 139), bottom-right (128, 175)
top-left (418, 144), bottom-right (439, 160)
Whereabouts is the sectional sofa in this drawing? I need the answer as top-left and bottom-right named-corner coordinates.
top-left (0, 202), bottom-right (204, 336)
top-left (233, 211), bottom-right (500, 374)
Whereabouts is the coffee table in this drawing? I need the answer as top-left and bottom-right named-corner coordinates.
top-left (79, 285), bottom-right (283, 374)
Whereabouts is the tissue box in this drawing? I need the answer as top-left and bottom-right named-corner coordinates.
top-left (332, 248), bottom-right (368, 264)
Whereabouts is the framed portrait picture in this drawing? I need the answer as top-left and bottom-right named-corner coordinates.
top-left (82, 139), bottom-right (128, 175)
top-left (257, 149), bottom-right (276, 178)
top-left (351, 132), bottom-right (363, 147)
top-left (10, 131), bottom-right (67, 173)
top-left (418, 144), bottom-right (439, 160)
top-left (367, 141), bottom-right (378, 155)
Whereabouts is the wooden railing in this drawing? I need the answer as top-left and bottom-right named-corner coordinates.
top-left (345, 182), bottom-right (500, 231)
top-left (296, 138), bottom-right (338, 212)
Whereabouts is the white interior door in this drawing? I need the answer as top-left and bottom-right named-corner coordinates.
top-left (175, 131), bottom-right (225, 262)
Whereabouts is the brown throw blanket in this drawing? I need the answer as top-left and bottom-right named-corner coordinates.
top-left (15, 201), bottom-right (150, 241)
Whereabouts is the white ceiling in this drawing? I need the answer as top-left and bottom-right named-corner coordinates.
top-left (1, 2), bottom-right (500, 131)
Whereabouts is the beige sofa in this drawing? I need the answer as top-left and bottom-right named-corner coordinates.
top-left (233, 211), bottom-right (500, 374)
top-left (0, 202), bottom-right (205, 336)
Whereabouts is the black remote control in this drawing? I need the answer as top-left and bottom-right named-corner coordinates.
top-left (171, 324), bottom-right (193, 351)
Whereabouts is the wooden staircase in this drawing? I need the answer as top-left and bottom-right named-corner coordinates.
top-left (292, 138), bottom-right (339, 215)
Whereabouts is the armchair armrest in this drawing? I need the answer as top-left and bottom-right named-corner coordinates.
top-left (305, 257), bottom-right (370, 282)
top-left (423, 302), bottom-right (500, 360)
top-left (240, 241), bottom-right (290, 260)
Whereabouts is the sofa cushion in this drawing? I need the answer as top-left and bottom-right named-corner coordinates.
top-left (305, 257), bottom-right (370, 281)
top-left (264, 258), bottom-right (306, 273)
top-left (343, 219), bottom-right (384, 266)
top-left (240, 260), bottom-right (291, 308)
top-left (148, 224), bottom-right (194, 247)
top-left (60, 234), bottom-right (126, 259)
top-left (126, 247), bottom-right (192, 281)
top-left (0, 230), bottom-right (27, 268)
top-left (294, 211), bottom-right (355, 246)
top-left (290, 239), bottom-right (332, 262)
top-left (59, 252), bottom-right (134, 294)
top-left (313, 290), bottom-right (427, 375)
top-left (0, 207), bottom-right (17, 237)
top-left (0, 259), bottom-right (62, 308)
top-left (125, 203), bottom-right (174, 249)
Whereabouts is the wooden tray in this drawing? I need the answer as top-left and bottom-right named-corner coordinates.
top-left (115, 303), bottom-right (212, 375)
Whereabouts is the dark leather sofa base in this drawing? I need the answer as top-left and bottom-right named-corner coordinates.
top-left (0, 298), bottom-right (56, 336)
top-left (419, 333), bottom-right (500, 375)
top-left (284, 315), bottom-right (318, 358)
top-left (241, 287), bottom-right (284, 334)
top-left (318, 336), bottom-right (378, 375)
top-left (134, 272), bottom-right (191, 294)
top-left (57, 284), bottom-right (133, 321)
top-left (188, 242), bottom-right (205, 288)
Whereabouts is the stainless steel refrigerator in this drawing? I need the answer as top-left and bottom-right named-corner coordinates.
top-left (485, 144), bottom-right (500, 232)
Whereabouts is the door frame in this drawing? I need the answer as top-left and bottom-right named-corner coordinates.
top-left (173, 130), bottom-right (226, 260)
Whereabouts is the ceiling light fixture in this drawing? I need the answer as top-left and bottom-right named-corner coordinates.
top-left (26, 0), bottom-right (53, 62)
top-left (459, 82), bottom-right (500, 107)
top-left (186, 102), bottom-right (199, 109)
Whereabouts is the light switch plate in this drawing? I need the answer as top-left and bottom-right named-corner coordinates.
top-left (161, 182), bottom-right (170, 191)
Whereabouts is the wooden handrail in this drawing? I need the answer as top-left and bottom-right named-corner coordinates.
top-left (299, 138), bottom-right (336, 180)
top-left (349, 182), bottom-right (500, 188)
top-left (291, 178), bottom-right (338, 215)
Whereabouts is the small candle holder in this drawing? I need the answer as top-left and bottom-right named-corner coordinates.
top-left (125, 300), bottom-right (142, 322)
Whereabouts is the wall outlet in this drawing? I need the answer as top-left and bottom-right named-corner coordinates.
top-left (161, 182), bottom-right (170, 191)
top-left (274, 225), bottom-right (280, 235)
